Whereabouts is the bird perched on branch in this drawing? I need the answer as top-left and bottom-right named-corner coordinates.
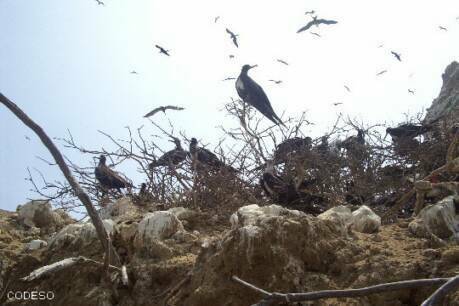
top-left (144, 105), bottom-right (184, 118)
top-left (386, 123), bottom-right (433, 139)
top-left (236, 64), bottom-right (285, 127)
top-left (189, 138), bottom-right (236, 172)
top-left (297, 16), bottom-right (338, 33)
top-left (260, 160), bottom-right (292, 203)
top-left (155, 45), bottom-right (170, 56)
top-left (390, 51), bottom-right (402, 62)
top-left (338, 129), bottom-right (365, 151)
top-left (274, 137), bottom-right (312, 163)
top-left (95, 155), bottom-right (132, 193)
top-left (226, 28), bottom-right (239, 47)
top-left (149, 137), bottom-right (187, 169)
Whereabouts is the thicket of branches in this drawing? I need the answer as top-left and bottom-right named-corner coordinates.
top-left (27, 98), bottom-right (457, 219)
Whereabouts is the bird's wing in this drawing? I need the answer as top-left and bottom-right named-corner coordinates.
top-left (297, 20), bottom-right (315, 33)
top-left (226, 28), bottom-right (233, 35)
top-left (144, 107), bottom-right (164, 117)
top-left (317, 19), bottom-right (338, 25)
top-left (144, 105), bottom-right (184, 118)
top-left (232, 37), bottom-right (239, 47)
top-left (236, 77), bottom-right (247, 99)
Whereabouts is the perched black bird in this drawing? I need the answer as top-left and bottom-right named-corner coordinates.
top-left (274, 137), bottom-right (312, 162)
top-left (391, 51), bottom-right (402, 62)
top-left (277, 59), bottom-right (289, 66)
top-left (225, 28), bottom-right (239, 47)
top-left (316, 136), bottom-right (329, 154)
top-left (189, 138), bottom-right (235, 171)
top-left (144, 105), bottom-right (184, 118)
top-left (297, 16), bottom-right (338, 33)
top-left (236, 64), bottom-right (285, 126)
top-left (149, 138), bottom-right (187, 169)
top-left (376, 70), bottom-right (387, 76)
top-left (338, 130), bottom-right (365, 150)
top-left (310, 32), bottom-right (321, 37)
top-left (439, 26), bottom-right (448, 31)
top-left (386, 124), bottom-right (432, 139)
top-left (155, 45), bottom-right (170, 56)
top-left (95, 155), bottom-right (132, 193)
top-left (260, 160), bottom-right (291, 202)
top-left (269, 79), bottom-right (283, 84)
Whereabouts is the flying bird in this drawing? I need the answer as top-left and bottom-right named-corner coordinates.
top-left (332, 102), bottom-right (343, 106)
top-left (155, 45), bottom-right (170, 56)
top-left (214, 16), bottom-right (220, 23)
top-left (149, 138), bottom-right (187, 169)
top-left (378, 44), bottom-right (384, 48)
top-left (376, 70), bottom-right (387, 76)
top-left (344, 85), bottom-right (351, 92)
top-left (226, 28), bottom-right (239, 48)
top-left (439, 26), bottom-right (448, 31)
top-left (297, 16), bottom-right (338, 33)
top-left (130, 71), bottom-right (138, 74)
top-left (305, 10), bottom-right (315, 16)
top-left (277, 59), bottom-right (289, 66)
top-left (310, 32), bottom-right (321, 37)
top-left (229, 55), bottom-right (235, 59)
top-left (25, 135), bottom-right (31, 141)
top-left (408, 89), bottom-right (415, 95)
top-left (269, 80), bottom-right (283, 84)
top-left (222, 77), bottom-right (236, 81)
top-left (337, 130), bottom-right (365, 151)
top-left (144, 105), bottom-right (184, 118)
top-left (236, 64), bottom-right (285, 127)
top-left (390, 51), bottom-right (401, 62)
top-left (95, 155), bottom-right (132, 193)
top-left (95, 0), bottom-right (104, 5)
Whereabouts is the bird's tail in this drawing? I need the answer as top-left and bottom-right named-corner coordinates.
top-left (273, 113), bottom-right (287, 128)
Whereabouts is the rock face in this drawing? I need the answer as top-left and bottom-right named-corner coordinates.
top-left (99, 197), bottom-right (139, 220)
top-left (350, 205), bottom-right (381, 234)
top-left (17, 200), bottom-right (72, 233)
top-left (409, 196), bottom-right (459, 240)
top-left (317, 205), bottom-right (352, 234)
top-left (25, 239), bottom-right (48, 251)
top-left (424, 61), bottom-right (459, 123)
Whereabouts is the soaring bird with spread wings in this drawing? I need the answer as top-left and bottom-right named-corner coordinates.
top-left (277, 59), bottom-right (289, 66)
top-left (391, 51), bottom-right (402, 62)
top-left (144, 105), bottom-right (184, 118)
top-left (226, 28), bottom-right (239, 47)
top-left (155, 45), bottom-right (170, 56)
top-left (297, 16), bottom-right (338, 33)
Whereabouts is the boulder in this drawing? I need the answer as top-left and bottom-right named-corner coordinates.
top-left (17, 200), bottom-right (72, 233)
top-left (99, 197), bottom-right (139, 220)
top-left (135, 211), bottom-right (184, 242)
top-left (25, 239), bottom-right (48, 251)
top-left (318, 205), bottom-right (352, 235)
top-left (350, 205), bottom-right (381, 233)
top-left (168, 207), bottom-right (198, 221)
top-left (229, 204), bottom-right (304, 229)
top-left (409, 196), bottom-right (459, 240)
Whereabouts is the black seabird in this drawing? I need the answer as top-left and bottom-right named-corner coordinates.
top-left (344, 85), bottom-right (351, 92)
top-left (189, 138), bottom-right (236, 171)
top-left (95, 0), bottom-right (104, 5)
top-left (386, 124), bottom-right (432, 139)
top-left (408, 89), bottom-right (415, 95)
top-left (269, 80), bottom-right (283, 84)
top-left (277, 59), bottom-right (289, 66)
top-left (260, 160), bottom-right (290, 202)
top-left (316, 136), bottom-right (329, 154)
top-left (155, 45), bottom-right (170, 56)
top-left (236, 64), bottom-right (285, 126)
top-left (439, 26), bottom-right (448, 31)
top-left (95, 155), bottom-right (132, 193)
top-left (149, 137), bottom-right (187, 169)
top-left (297, 16), bottom-right (338, 33)
top-left (390, 51), bottom-right (401, 62)
top-left (144, 105), bottom-right (184, 118)
top-left (376, 70), bottom-right (387, 76)
top-left (274, 137), bottom-right (312, 163)
top-left (338, 129), bottom-right (365, 151)
top-left (214, 16), bottom-right (220, 23)
top-left (225, 28), bottom-right (239, 48)
top-left (305, 10), bottom-right (315, 16)
top-left (310, 32), bottom-right (321, 37)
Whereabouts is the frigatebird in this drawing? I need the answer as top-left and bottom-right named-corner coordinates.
top-left (269, 80), bottom-right (283, 84)
top-left (376, 70), bottom-right (387, 76)
top-left (144, 105), bottom-right (184, 118)
top-left (214, 16), bottom-right (220, 23)
top-left (305, 10), bottom-right (315, 16)
top-left (149, 138), bottom-right (187, 169)
top-left (222, 77), bottom-right (236, 81)
top-left (95, 155), bottom-right (132, 193)
top-left (439, 26), bottom-right (448, 31)
top-left (130, 71), bottom-right (138, 74)
top-left (236, 64), bottom-right (285, 126)
top-left (297, 16), bottom-right (338, 33)
top-left (229, 55), bottom-right (235, 59)
top-left (95, 0), bottom-right (104, 5)
top-left (344, 85), bottom-right (351, 92)
top-left (189, 138), bottom-right (235, 171)
top-left (332, 102), bottom-right (343, 106)
top-left (274, 137), bottom-right (312, 163)
top-left (226, 28), bottom-right (239, 47)
top-left (338, 130), bottom-right (365, 151)
top-left (386, 124), bottom-right (432, 139)
top-left (391, 51), bottom-right (401, 62)
top-left (310, 32), bottom-right (321, 37)
top-left (408, 89), bottom-right (415, 95)
top-left (155, 45), bottom-right (170, 56)
top-left (277, 59), bottom-right (289, 66)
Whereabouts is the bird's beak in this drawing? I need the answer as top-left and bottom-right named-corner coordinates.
top-left (383, 132), bottom-right (388, 140)
top-left (249, 65), bottom-right (258, 69)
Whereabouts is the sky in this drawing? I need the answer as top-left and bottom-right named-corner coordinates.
top-left (1, 0), bottom-right (458, 212)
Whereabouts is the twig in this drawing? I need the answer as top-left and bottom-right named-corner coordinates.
top-left (421, 275), bottom-right (459, 306)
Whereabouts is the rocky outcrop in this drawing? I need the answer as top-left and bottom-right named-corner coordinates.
top-left (424, 61), bottom-right (459, 123)
top-left (16, 200), bottom-right (73, 234)
top-left (318, 205), bottom-right (352, 235)
top-left (350, 205), bottom-right (381, 234)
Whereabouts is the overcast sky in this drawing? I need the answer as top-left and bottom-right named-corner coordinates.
top-left (1, 0), bottom-right (458, 212)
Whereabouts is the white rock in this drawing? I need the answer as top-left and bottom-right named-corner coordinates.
top-left (318, 206), bottom-right (352, 235)
top-left (350, 205), bottom-right (381, 233)
top-left (168, 207), bottom-right (197, 221)
top-left (99, 197), bottom-right (138, 220)
top-left (409, 196), bottom-right (459, 240)
top-left (136, 211), bottom-right (184, 241)
top-left (25, 239), bottom-right (48, 250)
top-left (230, 204), bottom-right (304, 228)
top-left (17, 200), bottom-right (71, 232)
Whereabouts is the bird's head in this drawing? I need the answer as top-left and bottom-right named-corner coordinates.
top-left (190, 138), bottom-right (198, 150)
top-left (241, 64), bottom-right (257, 74)
top-left (384, 128), bottom-right (393, 140)
top-left (357, 129), bottom-right (365, 138)
top-left (169, 137), bottom-right (181, 148)
top-left (99, 155), bottom-right (106, 165)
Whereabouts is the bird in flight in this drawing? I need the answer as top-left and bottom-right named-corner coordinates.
top-left (277, 59), bottom-right (289, 66)
top-left (344, 85), bottom-right (351, 92)
top-left (391, 51), bottom-right (401, 62)
top-left (144, 105), bottom-right (184, 118)
top-left (269, 80), bottom-right (283, 84)
top-left (332, 102), bottom-right (343, 106)
top-left (130, 71), bottom-right (138, 74)
top-left (229, 54), bottom-right (235, 59)
top-left (222, 77), bottom-right (236, 81)
top-left (95, 0), bottom-right (104, 5)
top-left (25, 135), bottom-right (31, 141)
top-left (155, 45), bottom-right (170, 56)
top-left (376, 70), bottom-right (387, 76)
top-left (439, 26), bottom-right (448, 31)
top-left (310, 32), bottom-right (321, 37)
top-left (297, 16), bottom-right (338, 33)
top-left (214, 16), bottom-right (220, 23)
top-left (408, 89), bottom-right (415, 95)
top-left (378, 44), bottom-right (384, 48)
top-left (305, 10), bottom-right (316, 16)
top-left (226, 28), bottom-right (239, 48)
top-left (236, 64), bottom-right (285, 126)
